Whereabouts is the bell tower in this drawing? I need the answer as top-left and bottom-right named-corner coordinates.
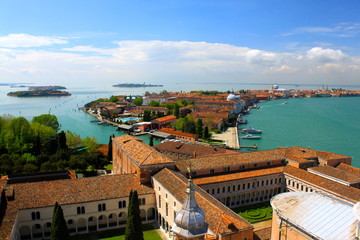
top-left (172, 166), bottom-right (208, 240)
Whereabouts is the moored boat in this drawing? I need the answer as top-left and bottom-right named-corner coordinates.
top-left (241, 128), bottom-right (263, 134)
top-left (240, 134), bottom-right (261, 139)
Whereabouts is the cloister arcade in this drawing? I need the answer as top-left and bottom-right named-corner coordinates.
top-left (18, 208), bottom-right (156, 240)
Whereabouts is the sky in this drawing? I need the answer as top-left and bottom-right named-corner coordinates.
top-left (0, 0), bottom-right (360, 87)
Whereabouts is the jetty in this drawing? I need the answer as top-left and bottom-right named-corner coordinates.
top-left (212, 127), bottom-right (240, 150)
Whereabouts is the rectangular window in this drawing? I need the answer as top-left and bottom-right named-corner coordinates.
top-left (159, 195), bottom-right (161, 208)
top-left (223, 187), bottom-right (225, 193)
top-left (210, 169), bottom-right (215, 174)
top-left (166, 203), bottom-right (169, 217)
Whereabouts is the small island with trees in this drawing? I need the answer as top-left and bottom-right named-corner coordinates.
top-left (113, 83), bottom-right (164, 88)
top-left (7, 89), bottom-right (71, 97)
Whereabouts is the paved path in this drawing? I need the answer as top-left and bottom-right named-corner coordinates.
top-left (212, 127), bottom-right (240, 149)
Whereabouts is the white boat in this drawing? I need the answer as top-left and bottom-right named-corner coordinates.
top-left (241, 128), bottom-right (262, 134)
top-left (241, 134), bottom-right (261, 139)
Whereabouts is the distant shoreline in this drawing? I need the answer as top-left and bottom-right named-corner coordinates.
top-left (113, 83), bottom-right (164, 88)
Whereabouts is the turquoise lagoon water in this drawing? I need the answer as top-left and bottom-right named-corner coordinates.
top-left (240, 97), bottom-right (360, 168)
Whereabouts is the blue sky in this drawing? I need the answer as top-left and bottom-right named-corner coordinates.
top-left (0, 0), bottom-right (360, 87)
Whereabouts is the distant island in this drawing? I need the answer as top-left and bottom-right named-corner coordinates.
top-left (7, 89), bottom-right (71, 97)
top-left (113, 83), bottom-right (164, 88)
top-left (28, 85), bottom-right (66, 91)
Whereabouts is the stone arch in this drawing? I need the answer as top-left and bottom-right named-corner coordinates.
top-left (118, 212), bottom-right (127, 225)
top-left (147, 208), bottom-right (155, 220)
top-left (88, 216), bottom-right (98, 232)
top-left (67, 219), bottom-right (76, 233)
top-left (108, 213), bottom-right (117, 227)
top-left (98, 215), bottom-right (108, 229)
top-left (77, 218), bottom-right (87, 232)
top-left (19, 225), bottom-right (31, 240)
top-left (43, 222), bottom-right (51, 237)
top-left (140, 209), bottom-right (147, 221)
top-left (31, 224), bottom-right (42, 238)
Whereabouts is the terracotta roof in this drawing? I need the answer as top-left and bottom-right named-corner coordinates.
top-left (175, 146), bottom-right (350, 171)
top-left (308, 165), bottom-right (360, 183)
top-left (0, 174), bottom-right (153, 239)
top-left (336, 162), bottom-right (360, 176)
top-left (154, 142), bottom-right (236, 157)
top-left (159, 128), bottom-right (197, 138)
top-left (193, 167), bottom-right (284, 185)
top-left (113, 135), bottom-right (174, 166)
top-left (284, 165), bottom-right (360, 203)
top-left (153, 168), bottom-right (253, 235)
top-left (152, 115), bottom-right (176, 123)
top-left (254, 227), bottom-right (271, 240)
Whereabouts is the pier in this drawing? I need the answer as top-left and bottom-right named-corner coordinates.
top-left (212, 127), bottom-right (240, 150)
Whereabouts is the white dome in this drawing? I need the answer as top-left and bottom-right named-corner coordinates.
top-left (273, 84), bottom-right (279, 89)
top-left (227, 94), bottom-right (237, 101)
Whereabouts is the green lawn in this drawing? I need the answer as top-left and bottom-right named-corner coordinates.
top-left (232, 203), bottom-right (273, 223)
top-left (70, 224), bottom-right (162, 240)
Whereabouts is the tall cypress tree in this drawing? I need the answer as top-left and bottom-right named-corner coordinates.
top-left (195, 119), bottom-right (203, 138)
top-left (174, 103), bottom-right (180, 119)
top-left (107, 135), bottom-right (113, 161)
top-left (51, 202), bottom-right (70, 240)
top-left (203, 126), bottom-right (210, 140)
top-left (149, 136), bottom-right (154, 147)
top-left (125, 190), bottom-right (144, 240)
top-left (57, 131), bottom-right (67, 150)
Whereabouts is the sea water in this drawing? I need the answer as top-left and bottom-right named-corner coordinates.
top-left (240, 97), bottom-right (360, 167)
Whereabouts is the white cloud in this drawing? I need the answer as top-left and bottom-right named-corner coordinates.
top-left (0, 34), bottom-right (68, 48)
top-left (1, 38), bottom-right (360, 85)
top-left (283, 22), bottom-right (360, 38)
top-left (306, 47), bottom-right (347, 63)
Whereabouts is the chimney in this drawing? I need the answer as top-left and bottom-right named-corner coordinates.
top-left (193, 151), bottom-right (197, 158)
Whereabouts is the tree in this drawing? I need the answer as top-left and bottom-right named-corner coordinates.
top-left (109, 95), bottom-right (118, 102)
top-left (51, 202), bottom-right (70, 240)
top-left (149, 136), bottom-right (154, 146)
top-left (174, 103), bottom-right (180, 118)
top-left (195, 119), bottom-right (203, 137)
top-left (57, 131), bottom-right (67, 150)
top-left (149, 100), bottom-right (160, 107)
top-left (107, 135), bottom-right (113, 161)
top-left (143, 110), bottom-right (151, 121)
top-left (132, 97), bottom-right (143, 106)
top-left (203, 126), bottom-right (210, 140)
top-left (125, 190), bottom-right (144, 240)
top-left (32, 114), bottom-right (60, 132)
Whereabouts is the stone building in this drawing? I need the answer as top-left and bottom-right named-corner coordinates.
top-left (1, 135), bottom-right (359, 240)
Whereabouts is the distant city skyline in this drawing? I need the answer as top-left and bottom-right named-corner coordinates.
top-left (1, 0), bottom-right (360, 87)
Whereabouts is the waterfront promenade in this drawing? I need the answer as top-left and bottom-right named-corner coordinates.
top-left (212, 127), bottom-right (240, 150)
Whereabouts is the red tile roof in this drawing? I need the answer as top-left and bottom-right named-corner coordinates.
top-left (159, 128), bottom-right (197, 138)
top-left (308, 165), bottom-right (360, 183)
top-left (284, 165), bottom-right (360, 203)
top-left (194, 167), bottom-right (284, 185)
top-left (175, 146), bottom-right (350, 171)
top-left (113, 135), bottom-right (174, 166)
top-left (154, 141), bottom-right (236, 157)
top-left (153, 168), bottom-right (253, 235)
top-left (0, 174), bottom-right (154, 239)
